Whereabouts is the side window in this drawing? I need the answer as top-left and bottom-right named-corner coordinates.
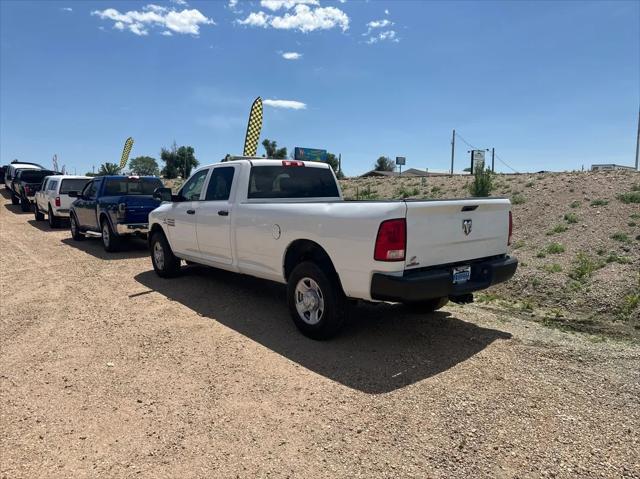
top-left (42, 179), bottom-right (49, 191)
top-left (179, 169), bottom-right (209, 201)
top-left (48, 180), bottom-right (58, 191)
top-left (205, 167), bottom-right (235, 201)
top-left (82, 181), bottom-right (97, 199)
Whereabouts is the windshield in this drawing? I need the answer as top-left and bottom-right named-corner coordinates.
top-left (248, 166), bottom-right (339, 199)
top-left (60, 178), bottom-right (90, 194)
top-left (103, 177), bottom-right (163, 196)
top-left (20, 170), bottom-right (55, 182)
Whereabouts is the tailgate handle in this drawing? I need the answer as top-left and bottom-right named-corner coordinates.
top-left (461, 205), bottom-right (479, 212)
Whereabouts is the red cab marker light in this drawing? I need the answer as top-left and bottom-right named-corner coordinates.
top-left (282, 160), bottom-right (304, 167)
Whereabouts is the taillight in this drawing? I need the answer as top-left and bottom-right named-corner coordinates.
top-left (508, 211), bottom-right (513, 246)
top-left (374, 219), bottom-right (406, 261)
top-left (282, 160), bottom-right (304, 167)
top-left (55, 196), bottom-right (61, 207)
top-left (117, 202), bottom-right (127, 219)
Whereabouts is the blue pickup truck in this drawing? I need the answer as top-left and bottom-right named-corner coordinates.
top-left (68, 175), bottom-right (164, 252)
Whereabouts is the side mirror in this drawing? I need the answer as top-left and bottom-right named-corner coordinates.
top-left (67, 191), bottom-right (79, 198)
top-left (153, 187), bottom-right (173, 202)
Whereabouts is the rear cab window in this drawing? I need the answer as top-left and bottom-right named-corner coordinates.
top-left (103, 177), bottom-right (163, 196)
top-left (248, 165), bottom-right (339, 199)
top-left (60, 178), bottom-right (90, 194)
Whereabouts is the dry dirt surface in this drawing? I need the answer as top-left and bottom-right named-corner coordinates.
top-left (1, 187), bottom-right (639, 478)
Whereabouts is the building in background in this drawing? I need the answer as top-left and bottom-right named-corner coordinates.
top-left (590, 164), bottom-right (636, 171)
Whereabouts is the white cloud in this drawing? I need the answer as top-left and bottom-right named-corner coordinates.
top-left (366, 29), bottom-right (399, 44)
top-left (91, 4), bottom-right (214, 36)
top-left (237, 3), bottom-right (349, 32)
top-left (282, 51), bottom-right (302, 60)
top-left (161, 30), bottom-right (173, 36)
top-left (61, 7), bottom-right (73, 12)
top-left (260, 0), bottom-right (319, 11)
top-left (384, 9), bottom-right (389, 15)
top-left (228, 0), bottom-right (239, 11)
top-left (366, 19), bottom-right (391, 29)
top-left (263, 99), bottom-right (307, 109)
top-left (171, 0), bottom-right (188, 5)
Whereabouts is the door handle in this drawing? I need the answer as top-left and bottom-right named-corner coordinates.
top-left (187, 209), bottom-right (196, 215)
top-left (218, 210), bottom-right (229, 216)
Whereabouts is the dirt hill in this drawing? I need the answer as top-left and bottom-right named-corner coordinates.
top-left (340, 170), bottom-right (640, 339)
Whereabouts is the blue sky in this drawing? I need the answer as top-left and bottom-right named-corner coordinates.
top-left (1, 0), bottom-right (638, 176)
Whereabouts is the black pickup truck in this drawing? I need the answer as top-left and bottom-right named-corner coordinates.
top-left (13, 169), bottom-right (59, 212)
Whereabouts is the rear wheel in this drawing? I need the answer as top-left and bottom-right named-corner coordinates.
top-left (69, 213), bottom-right (84, 241)
top-left (403, 297), bottom-right (449, 314)
top-left (34, 203), bottom-right (44, 221)
top-left (48, 206), bottom-right (60, 228)
top-left (287, 261), bottom-right (346, 340)
top-left (150, 231), bottom-right (181, 278)
top-left (20, 196), bottom-right (30, 212)
top-left (101, 219), bottom-right (121, 252)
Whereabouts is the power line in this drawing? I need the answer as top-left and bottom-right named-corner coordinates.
top-left (494, 153), bottom-right (519, 173)
top-left (455, 133), bottom-right (478, 150)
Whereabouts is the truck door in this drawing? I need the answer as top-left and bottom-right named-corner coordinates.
top-left (196, 166), bottom-right (236, 265)
top-left (76, 180), bottom-right (100, 230)
top-left (167, 168), bottom-right (209, 257)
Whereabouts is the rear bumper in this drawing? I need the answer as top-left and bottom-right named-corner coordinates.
top-left (370, 256), bottom-right (518, 303)
top-left (116, 223), bottom-right (149, 235)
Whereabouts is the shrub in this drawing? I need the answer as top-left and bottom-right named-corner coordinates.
top-left (631, 213), bottom-right (640, 220)
top-left (359, 185), bottom-right (379, 200)
top-left (468, 168), bottom-right (494, 197)
top-left (568, 252), bottom-right (603, 283)
top-left (512, 240), bottom-right (526, 249)
top-left (543, 263), bottom-right (563, 273)
top-left (611, 232), bottom-right (631, 243)
top-left (570, 200), bottom-right (581, 209)
top-left (511, 193), bottom-right (526, 205)
top-left (546, 224), bottom-right (568, 235)
top-left (536, 251), bottom-right (547, 258)
top-left (564, 213), bottom-right (579, 224)
top-left (546, 242), bottom-right (565, 254)
top-left (590, 199), bottom-right (609, 206)
top-left (606, 252), bottom-right (631, 264)
top-left (525, 181), bottom-right (534, 188)
top-left (629, 222), bottom-right (637, 227)
top-left (617, 191), bottom-right (640, 204)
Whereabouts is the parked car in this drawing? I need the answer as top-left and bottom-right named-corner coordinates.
top-left (68, 175), bottom-right (164, 251)
top-left (148, 158), bottom-right (518, 339)
top-left (5, 163), bottom-right (42, 203)
top-left (12, 168), bottom-right (58, 212)
top-left (0, 165), bottom-right (6, 183)
top-left (34, 175), bottom-right (91, 227)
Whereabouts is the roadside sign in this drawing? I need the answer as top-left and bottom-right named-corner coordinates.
top-left (396, 156), bottom-right (406, 165)
top-left (471, 150), bottom-right (485, 172)
top-left (294, 147), bottom-right (327, 162)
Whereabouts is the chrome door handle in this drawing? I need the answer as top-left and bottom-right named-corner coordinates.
top-left (186, 209), bottom-right (196, 215)
top-left (218, 210), bottom-right (229, 216)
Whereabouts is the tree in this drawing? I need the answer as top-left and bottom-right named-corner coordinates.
top-left (262, 139), bottom-right (287, 159)
top-left (129, 156), bottom-right (160, 176)
top-left (374, 156), bottom-right (395, 172)
top-left (85, 172), bottom-right (98, 177)
top-left (467, 168), bottom-right (494, 197)
top-left (98, 162), bottom-right (120, 175)
top-left (161, 142), bottom-right (199, 179)
top-left (325, 153), bottom-right (344, 179)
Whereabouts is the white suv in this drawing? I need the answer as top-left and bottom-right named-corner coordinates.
top-left (34, 175), bottom-right (91, 228)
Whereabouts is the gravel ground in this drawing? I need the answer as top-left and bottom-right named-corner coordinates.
top-left (1, 186), bottom-right (639, 478)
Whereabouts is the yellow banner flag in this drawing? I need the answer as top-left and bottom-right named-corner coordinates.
top-left (119, 137), bottom-right (134, 170)
top-left (243, 97), bottom-right (263, 157)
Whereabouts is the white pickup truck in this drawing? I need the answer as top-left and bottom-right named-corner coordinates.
top-left (148, 158), bottom-right (517, 339)
top-left (34, 175), bottom-right (91, 228)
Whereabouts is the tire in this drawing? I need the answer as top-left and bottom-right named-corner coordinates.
top-left (150, 230), bottom-right (181, 278)
top-left (20, 197), bottom-right (31, 212)
top-left (403, 297), bottom-right (449, 314)
top-left (101, 218), bottom-right (121, 252)
top-left (48, 206), bottom-right (60, 228)
top-left (69, 213), bottom-right (84, 241)
top-left (11, 192), bottom-right (19, 205)
top-left (287, 261), bottom-right (347, 340)
top-left (34, 204), bottom-right (44, 221)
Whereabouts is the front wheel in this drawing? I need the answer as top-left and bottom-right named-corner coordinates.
top-left (403, 297), bottom-right (449, 314)
top-left (150, 231), bottom-right (181, 278)
top-left (287, 261), bottom-right (346, 340)
top-left (101, 219), bottom-right (121, 252)
top-left (69, 214), bottom-right (84, 241)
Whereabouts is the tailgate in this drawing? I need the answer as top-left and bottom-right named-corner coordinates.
top-left (404, 198), bottom-right (511, 269)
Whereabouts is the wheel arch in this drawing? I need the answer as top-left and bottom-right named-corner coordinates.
top-left (283, 239), bottom-right (345, 294)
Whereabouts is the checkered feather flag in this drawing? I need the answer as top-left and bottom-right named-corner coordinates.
top-left (243, 97), bottom-right (263, 157)
top-left (119, 137), bottom-right (134, 170)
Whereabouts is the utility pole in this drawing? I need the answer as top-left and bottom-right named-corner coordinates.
top-left (450, 129), bottom-right (455, 176)
top-left (338, 153), bottom-right (342, 175)
top-left (491, 147), bottom-right (495, 173)
top-left (635, 107), bottom-right (639, 171)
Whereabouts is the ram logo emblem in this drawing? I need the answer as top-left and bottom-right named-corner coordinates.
top-left (462, 219), bottom-right (472, 236)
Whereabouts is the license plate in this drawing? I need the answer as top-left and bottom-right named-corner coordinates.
top-left (452, 266), bottom-right (471, 284)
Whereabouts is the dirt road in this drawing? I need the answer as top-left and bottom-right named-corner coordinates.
top-left (1, 189), bottom-right (638, 478)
